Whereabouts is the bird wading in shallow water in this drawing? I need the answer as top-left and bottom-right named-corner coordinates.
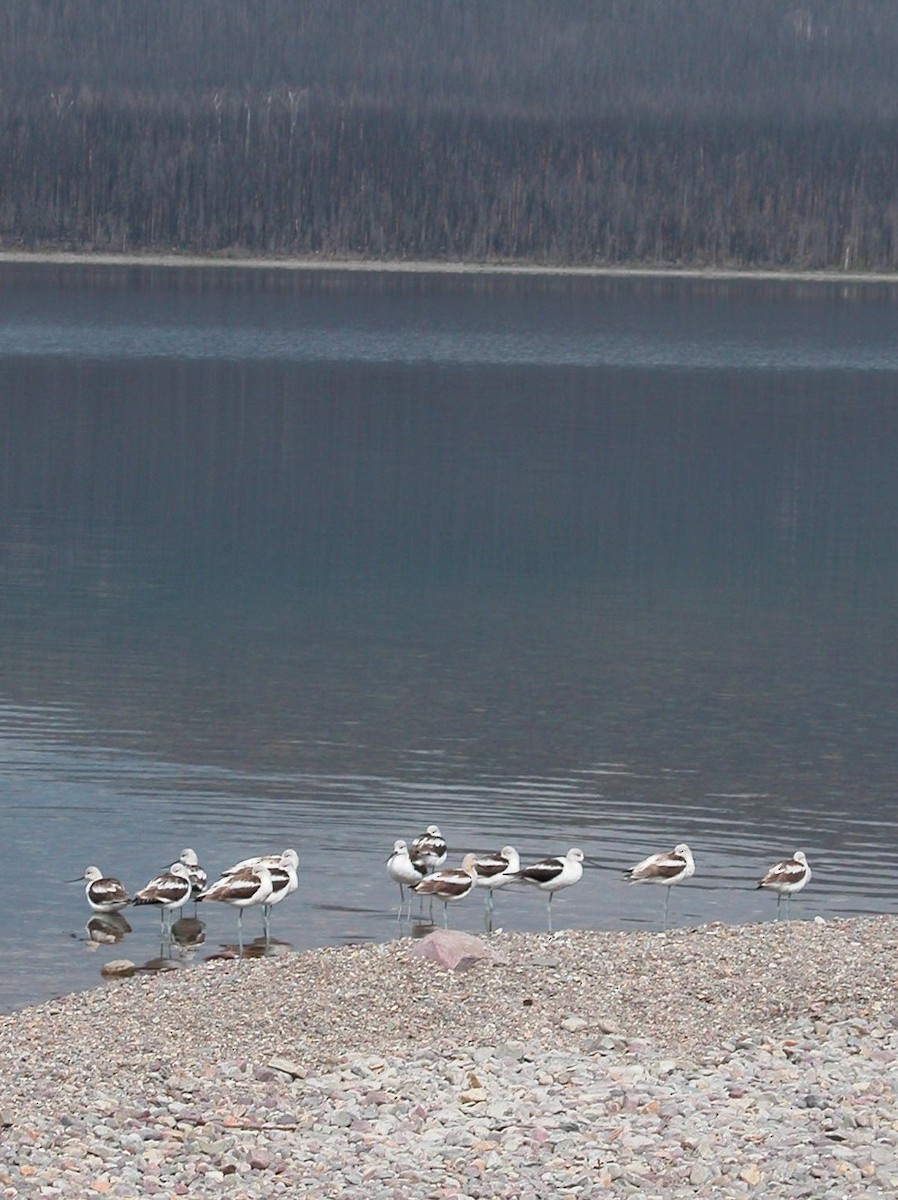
top-left (470, 845), bottom-right (521, 921)
top-left (387, 839), bottom-right (427, 917)
top-left (199, 864), bottom-right (274, 953)
top-left (410, 825), bottom-right (448, 874)
top-left (512, 848), bottom-right (584, 932)
top-left (624, 843), bottom-right (695, 930)
top-left (225, 849), bottom-right (299, 941)
top-left (132, 862), bottom-right (194, 933)
top-left (172, 848), bottom-right (207, 902)
top-left (412, 853), bottom-right (478, 929)
top-left (223, 849), bottom-right (300, 939)
top-left (757, 850), bottom-right (811, 920)
top-left (69, 866), bottom-right (130, 914)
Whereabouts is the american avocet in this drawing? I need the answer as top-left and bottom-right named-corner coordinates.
top-left (512, 848), bottom-right (584, 931)
top-left (68, 866), bottom-right (130, 913)
top-left (410, 825), bottom-right (448, 873)
top-left (472, 845), bottom-right (521, 914)
top-left (132, 862), bottom-right (194, 931)
top-left (412, 853), bottom-right (478, 928)
top-left (757, 850), bottom-right (811, 920)
top-left (222, 848), bottom-right (300, 938)
top-left (387, 839), bottom-right (427, 916)
top-left (624, 843), bottom-right (695, 930)
top-left (173, 848), bottom-right (208, 900)
top-left (199, 865), bottom-right (274, 952)
top-left (223, 848), bottom-right (289, 874)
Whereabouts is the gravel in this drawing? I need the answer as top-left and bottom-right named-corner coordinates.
top-left (2, 916), bottom-right (898, 1197)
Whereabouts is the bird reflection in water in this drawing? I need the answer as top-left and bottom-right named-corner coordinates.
top-left (170, 915), bottom-right (205, 952)
top-left (205, 935), bottom-right (293, 962)
top-left (84, 912), bottom-right (132, 947)
top-left (137, 916), bottom-right (207, 975)
top-left (140, 953), bottom-right (182, 974)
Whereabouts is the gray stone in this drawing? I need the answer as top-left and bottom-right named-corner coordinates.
top-left (266, 1056), bottom-right (306, 1079)
top-left (100, 960), bottom-right (136, 978)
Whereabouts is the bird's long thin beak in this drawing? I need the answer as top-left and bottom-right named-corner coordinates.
top-left (65, 876), bottom-right (83, 884)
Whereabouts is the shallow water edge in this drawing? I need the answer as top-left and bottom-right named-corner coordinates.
top-left (3, 249), bottom-right (898, 285)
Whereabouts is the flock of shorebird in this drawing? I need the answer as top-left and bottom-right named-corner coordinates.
top-left (70, 832), bottom-right (813, 951)
top-left (70, 848), bottom-right (299, 951)
top-left (388, 827), bottom-right (813, 931)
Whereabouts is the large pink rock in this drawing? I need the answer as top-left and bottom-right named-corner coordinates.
top-left (409, 929), bottom-right (492, 971)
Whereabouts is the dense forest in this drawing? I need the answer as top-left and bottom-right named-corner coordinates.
top-left (1, 0), bottom-right (897, 269)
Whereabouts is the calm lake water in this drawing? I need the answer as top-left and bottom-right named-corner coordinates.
top-left (1, 263), bottom-right (897, 1012)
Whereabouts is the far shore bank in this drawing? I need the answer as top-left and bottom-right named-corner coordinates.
top-left (3, 248), bottom-right (898, 286)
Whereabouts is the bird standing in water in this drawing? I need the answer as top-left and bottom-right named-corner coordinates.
top-left (757, 850), bottom-right (811, 920)
top-left (471, 845), bottom-right (521, 921)
top-left (387, 839), bottom-right (427, 917)
top-left (69, 866), bottom-right (130, 914)
top-left (410, 825), bottom-right (448, 873)
top-left (512, 847), bottom-right (584, 932)
top-left (412, 853), bottom-right (478, 928)
top-left (199, 865), bottom-right (274, 953)
top-left (623, 843), bottom-right (695, 931)
top-left (133, 862), bottom-right (194, 933)
top-left (224, 849), bottom-right (299, 941)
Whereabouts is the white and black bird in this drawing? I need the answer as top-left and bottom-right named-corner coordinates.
top-left (410, 825), bottom-right (448, 873)
top-left (512, 847), bottom-right (584, 931)
top-left (172, 848), bottom-right (208, 902)
top-left (69, 866), bottom-right (130, 914)
top-left (132, 862), bottom-right (194, 931)
top-left (224, 847), bottom-right (298, 876)
top-left (412, 853), bottom-right (478, 928)
top-left (624, 843), bottom-right (695, 930)
top-left (199, 864), bottom-right (275, 952)
top-left (222, 848), bottom-right (300, 938)
top-left (387, 839), bottom-right (427, 916)
top-left (471, 845), bottom-right (521, 914)
top-left (757, 850), bottom-right (811, 920)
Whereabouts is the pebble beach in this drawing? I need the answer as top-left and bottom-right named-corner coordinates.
top-left (2, 916), bottom-right (898, 1198)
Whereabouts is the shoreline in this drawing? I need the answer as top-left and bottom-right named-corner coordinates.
top-left (3, 248), bottom-right (898, 286)
top-left (2, 917), bottom-right (897, 1197)
top-left (4, 914), bottom-right (895, 1052)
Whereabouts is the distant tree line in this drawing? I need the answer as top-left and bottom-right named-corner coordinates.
top-left (0, 0), bottom-right (896, 269)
